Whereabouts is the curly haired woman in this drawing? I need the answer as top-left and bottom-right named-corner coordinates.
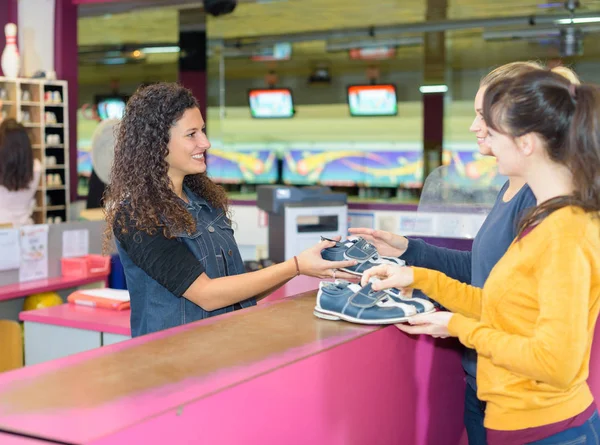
top-left (104, 83), bottom-right (356, 337)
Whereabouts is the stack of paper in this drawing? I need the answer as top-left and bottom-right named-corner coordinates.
top-left (67, 288), bottom-right (130, 311)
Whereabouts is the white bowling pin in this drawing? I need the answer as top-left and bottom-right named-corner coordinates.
top-left (1, 23), bottom-right (20, 78)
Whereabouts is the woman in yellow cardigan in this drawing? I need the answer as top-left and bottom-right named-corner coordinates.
top-left (363, 70), bottom-right (600, 444)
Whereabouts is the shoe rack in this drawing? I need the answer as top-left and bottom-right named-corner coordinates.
top-left (0, 76), bottom-right (70, 224)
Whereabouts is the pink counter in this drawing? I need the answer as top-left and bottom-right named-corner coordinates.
top-left (0, 433), bottom-right (51, 444)
top-left (17, 275), bottom-right (323, 336)
top-left (0, 274), bottom-right (109, 302)
top-left (19, 303), bottom-right (131, 336)
top-left (0, 288), bottom-right (466, 445)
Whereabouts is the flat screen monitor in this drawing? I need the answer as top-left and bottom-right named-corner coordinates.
top-left (248, 88), bottom-right (295, 119)
top-left (251, 42), bottom-right (292, 61)
top-left (95, 95), bottom-right (128, 120)
top-left (347, 84), bottom-right (397, 117)
top-left (349, 46), bottom-right (396, 60)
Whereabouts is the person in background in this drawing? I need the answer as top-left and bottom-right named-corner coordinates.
top-left (363, 70), bottom-right (600, 444)
top-left (0, 118), bottom-right (42, 227)
top-left (104, 83), bottom-right (357, 337)
top-left (349, 62), bottom-right (579, 444)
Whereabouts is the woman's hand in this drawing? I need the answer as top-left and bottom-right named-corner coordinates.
top-left (296, 238), bottom-right (358, 280)
top-left (395, 312), bottom-right (455, 338)
top-left (360, 264), bottom-right (414, 290)
top-left (347, 228), bottom-right (409, 257)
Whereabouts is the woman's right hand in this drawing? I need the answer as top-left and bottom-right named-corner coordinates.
top-left (348, 228), bottom-right (409, 257)
top-left (295, 238), bottom-right (358, 280)
top-left (360, 264), bottom-right (415, 290)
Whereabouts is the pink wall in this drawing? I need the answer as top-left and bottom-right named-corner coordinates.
top-left (54, 0), bottom-right (79, 202)
top-left (0, 0), bottom-right (18, 72)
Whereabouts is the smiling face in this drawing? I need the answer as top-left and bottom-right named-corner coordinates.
top-left (165, 107), bottom-right (210, 183)
top-left (469, 86), bottom-right (493, 156)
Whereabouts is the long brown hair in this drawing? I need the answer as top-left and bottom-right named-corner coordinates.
top-left (0, 119), bottom-right (34, 191)
top-left (104, 83), bottom-right (229, 247)
top-left (482, 70), bottom-right (600, 236)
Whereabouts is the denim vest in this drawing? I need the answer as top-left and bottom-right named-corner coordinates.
top-left (117, 185), bottom-right (256, 337)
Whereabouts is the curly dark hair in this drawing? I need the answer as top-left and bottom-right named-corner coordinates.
top-left (0, 118), bottom-right (33, 191)
top-left (104, 82), bottom-right (229, 248)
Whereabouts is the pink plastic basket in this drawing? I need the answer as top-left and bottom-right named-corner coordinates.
top-left (61, 255), bottom-right (111, 278)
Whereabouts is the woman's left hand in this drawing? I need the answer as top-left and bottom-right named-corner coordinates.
top-left (395, 311), bottom-right (456, 338)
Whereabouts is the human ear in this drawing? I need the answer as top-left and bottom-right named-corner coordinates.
top-left (516, 133), bottom-right (536, 157)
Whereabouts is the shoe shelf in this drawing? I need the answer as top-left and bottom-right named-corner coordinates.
top-left (0, 76), bottom-right (70, 225)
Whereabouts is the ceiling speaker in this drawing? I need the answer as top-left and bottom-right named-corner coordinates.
top-left (560, 28), bottom-right (583, 57)
top-left (203, 0), bottom-right (237, 17)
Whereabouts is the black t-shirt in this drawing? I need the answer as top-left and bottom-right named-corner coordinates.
top-left (114, 214), bottom-right (205, 297)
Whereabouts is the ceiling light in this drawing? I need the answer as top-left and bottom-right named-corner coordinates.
top-left (419, 85), bottom-right (448, 94)
top-left (140, 46), bottom-right (180, 54)
top-left (556, 17), bottom-right (600, 24)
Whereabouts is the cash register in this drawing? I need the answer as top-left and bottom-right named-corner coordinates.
top-left (257, 186), bottom-right (348, 263)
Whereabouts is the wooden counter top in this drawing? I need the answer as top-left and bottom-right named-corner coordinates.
top-left (0, 291), bottom-right (378, 444)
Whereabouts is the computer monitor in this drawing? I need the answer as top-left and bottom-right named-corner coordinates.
top-left (250, 42), bottom-right (292, 61)
top-left (349, 47), bottom-right (396, 60)
top-left (95, 95), bottom-right (128, 120)
top-left (248, 88), bottom-right (295, 119)
top-left (347, 84), bottom-right (398, 117)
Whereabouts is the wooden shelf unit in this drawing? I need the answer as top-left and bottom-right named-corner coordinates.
top-left (0, 77), bottom-right (70, 224)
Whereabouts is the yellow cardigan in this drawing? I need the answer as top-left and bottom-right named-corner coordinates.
top-left (412, 206), bottom-right (600, 431)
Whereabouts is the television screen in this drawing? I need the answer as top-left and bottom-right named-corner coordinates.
top-left (251, 42), bottom-right (292, 61)
top-left (248, 88), bottom-right (295, 119)
top-left (347, 84), bottom-right (397, 117)
top-left (95, 95), bottom-right (128, 120)
top-left (349, 47), bottom-right (396, 60)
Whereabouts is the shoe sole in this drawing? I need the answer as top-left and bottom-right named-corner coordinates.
top-left (339, 267), bottom-right (363, 276)
top-left (339, 262), bottom-right (404, 277)
top-left (313, 306), bottom-right (436, 325)
top-left (313, 307), bottom-right (412, 325)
